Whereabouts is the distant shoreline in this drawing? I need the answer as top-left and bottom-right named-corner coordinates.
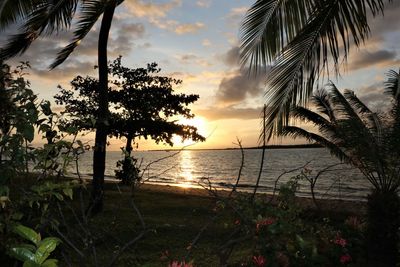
top-left (147, 143), bottom-right (323, 152)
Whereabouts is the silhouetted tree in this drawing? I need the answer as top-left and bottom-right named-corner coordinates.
top-left (55, 57), bottom-right (205, 184)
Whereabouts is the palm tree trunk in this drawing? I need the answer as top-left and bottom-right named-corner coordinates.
top-left (366, 189), bottom-right (400, 267)
top-left (90, 1), bottom-right (116, 214)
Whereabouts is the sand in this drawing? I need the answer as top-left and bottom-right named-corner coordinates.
top-left (134, 182), bottom-right (367, 215)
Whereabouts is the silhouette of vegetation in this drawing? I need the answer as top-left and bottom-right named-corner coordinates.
top-left (240, 0), bottom-right (394, 138)
top-left (0, 0), bottom-right (126, 213)
top-left (55, 57), bottom-right (205, 185)
top-left (280, 70), bottom-right (400, 266)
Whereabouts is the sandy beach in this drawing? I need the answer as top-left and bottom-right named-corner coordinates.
top-left (132, 182), bottom-right (367, 215)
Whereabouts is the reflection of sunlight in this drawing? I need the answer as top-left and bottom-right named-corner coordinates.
top-left (179, 150), bottom-right (194, 186)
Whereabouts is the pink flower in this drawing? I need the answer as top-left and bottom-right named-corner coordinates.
top-left (252, 255), bottom-right (266, 267)
top-left (340, 254), bottom-right (352, 264)
top-left (333, 236), bottom-right (347, 247)
top-left (169, 261), bottom-right (182, 267)
top-left (256, 217), bottom-right (275, 232)
top-left (168, 261), bottom-right (193, 267)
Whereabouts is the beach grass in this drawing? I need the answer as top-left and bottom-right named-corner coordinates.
top-left (7, 176), bottom-right (366, 266)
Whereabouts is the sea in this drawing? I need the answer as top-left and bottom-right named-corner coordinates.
top-left (71, 148), bottom-right (370, 202)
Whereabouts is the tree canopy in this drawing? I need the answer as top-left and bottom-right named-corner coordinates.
top-left (54, 57), bottom-right (205, 150)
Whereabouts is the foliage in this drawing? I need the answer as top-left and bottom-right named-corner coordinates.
top-left (0, 62), bottom-right (85, 265)
top-left (54, 56), bottom-right (205, 147)
top-left (0, 0), bottom-right (124, 69)
top-left (0, 62), bottom-right (37, 181)
top-left (281, 71), bottom-right (400, 192)
top-left (226, 177), bottom-right (363, 266)
top-left (55, 57), bottom-right (205, 185)
top-left (0, 0), bottom-right (125, 213)
top-left (279, 70), bottom-right (400, 266)
top-left (115, 149), bottom-right (141, 186)
top-left (239, 0), bottom-right (392, 138)
top-left (8, 224), bottom-right (61, 267)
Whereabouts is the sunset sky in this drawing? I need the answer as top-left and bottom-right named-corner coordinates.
top-left (3, 0), bottom-right (400, 150)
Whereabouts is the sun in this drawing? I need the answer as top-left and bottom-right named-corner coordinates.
top-left (172, 116), bottom-right (208, 146)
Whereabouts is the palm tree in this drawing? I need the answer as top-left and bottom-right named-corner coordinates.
top-left (280, 70), bottom-right (400, 266)
top-left (239, 0), bottom-right (392, 138)
top-left (0, 0), bottom-right (124, 213)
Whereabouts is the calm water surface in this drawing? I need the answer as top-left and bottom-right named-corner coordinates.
top-left (73, 148), bottom-right (370, 201)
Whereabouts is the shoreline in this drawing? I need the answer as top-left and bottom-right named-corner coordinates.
top-left (106, 181), bottom-right (367, 215)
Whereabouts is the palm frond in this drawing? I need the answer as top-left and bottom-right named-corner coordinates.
top-left (240, 0), bottom-right (387, 138)
top-left (0, 31), bottom-right (38, 60)
top-left (282, 125), bottom-right (351, 163)
top-left (0, 0), bottom-right (79, 60)
top-left (290, 106), bottom-right (332, 130)
top-left (384, 69), bottom-right (400, 102)
top-left (384, 69), bottom-right (400, 158)
top-left (28, 0), bottom-right (80, 35)
top-left (344, 89), bottom-right (382, 140)
top-left (0, 0), bottom-right (43, 29)
top-left (240, 0), bottom-right (312, 71)
top-left (50, 0), bottom-right (107, 69)
top-left (312, 88), bottom-right (336, 122)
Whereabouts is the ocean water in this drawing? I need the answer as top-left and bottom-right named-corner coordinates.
top-left (72, 148), bottom-right (370, 201)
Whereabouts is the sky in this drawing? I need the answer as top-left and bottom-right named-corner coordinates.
top-left (3, 0), bottom-right (400, 150)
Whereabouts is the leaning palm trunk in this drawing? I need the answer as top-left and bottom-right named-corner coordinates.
top-left (90, 1), bottom-right (117, 214)
top-left (280, 70), bottom-right (400, 266)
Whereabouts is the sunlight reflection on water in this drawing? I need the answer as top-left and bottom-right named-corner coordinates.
top-left (73, 148), bottom-right (369, 201)
top-left (178, 150), bottom-right (194, 186)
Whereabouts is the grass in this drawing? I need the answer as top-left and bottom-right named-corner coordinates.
top-left (58, 183), bottom-right (249, 266)
top-left (6, 176), bottom-right (366, 266)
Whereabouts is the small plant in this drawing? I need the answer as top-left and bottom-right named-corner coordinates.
top-left (8, 224), bottom-right (61, 267)
top-left (115, 148), bottom-right (141, 186)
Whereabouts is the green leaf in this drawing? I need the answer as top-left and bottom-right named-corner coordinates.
top-left (42, 203), bottom-right (49, 212)
top-left (53, 193), bottom-right (63, 201)
top-left (11, 212), bottom-right (24, 221)
top-left (12, 225), bottom-right (41, 245)
top-left (296, 234), bottom-right (306, 249)
top-left (9, 247), bottom-right (36, 262)
top-left (23, 260), bottom-right (40, 267)
top-left (0, 185), bottom-right (9, 196)
top-left (62, 188), bottom-right (73, 199)
top-left (18, 244), bottom-right (36, 252)
top-left (22, 124), bottom-right (35, 142)
top-left (35, 237), bottom-right (61, 264)
top-left (42, 259), bottom-right (58, 267)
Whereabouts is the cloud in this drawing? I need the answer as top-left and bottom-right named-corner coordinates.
top-left (202, 39), bottom-right (211, 47)
top-left (216, 68), bottom-right (266, 105)
top-left (149, 19), bottom-right (205, 35)
top-left (123, 0), bottom-right (182, 19)
top-left (221, 46), bottom-right (240, 67)
top-left (32, 60), bottom-right (96, 82)
top-left (174, 22), bottom-right (205, 35)
top-left (349, 50), bottom-right (399, 71)
top-left (355, 82), bottom-right (392, 111)
top-left (176, 53), bottom-right (212, 67)
top-left (196, 0), bottom-right (212, 8)
top-left (3, 17), bottom-right (147, 84)
top-left (110, 22), bottom-right (146, 55)
top-left (196, 106), bottom-right (262, 121)
top-left (368, 1), bottom-right (400, 41)
top-left (226, 6), bottom-right (248, 22)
